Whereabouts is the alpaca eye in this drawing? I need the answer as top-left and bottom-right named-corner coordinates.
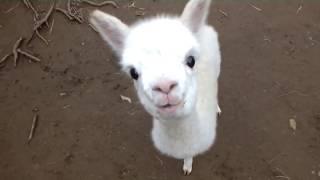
top-left (186, 56), bottom-right (195, 68)
top-left (129, 68), bottom-right (139, 80)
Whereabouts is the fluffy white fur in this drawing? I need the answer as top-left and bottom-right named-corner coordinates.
top-left (90, 0), bottom-right (221, 175)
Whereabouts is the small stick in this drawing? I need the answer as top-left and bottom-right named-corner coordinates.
top-left (4, 2), bottom-right (20, 14)
top-left (274, 167), bottom-right (290, 180)
top-left (17, 49), bottom-right (41, 62)
top-left (89, 23), bottom-right (98, 32)
top-left (278, 90), bottom-right (309, 97)
top-left (296, 5), bottom-right (302, 14)
top-left (218, 9), bottom-right (228, 17)
top-left (0, 54), bottom-right (12, 64)
top-left (12, 37), bottom-right (24, 67)
top-left (55, 7), bottom-right (74, 20)
top-left (28, 114), bottom-right (39, 143)
top-left (135, 10), bottom-right (145, 16)
top-left (49, 19), bottom-right (55, 34)
top-left (248, 3), bottom-right (262, 12)
top-left (128, 1), bottom-right (145, 10)
top-left (82, 0), bottom-right (119, 8)
top-left (35, 30), bottom-right (49, 45)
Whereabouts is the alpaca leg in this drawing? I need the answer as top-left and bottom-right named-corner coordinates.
top-left (217, 104), bottom-right (222, 115)
top-left (183, 157), bottom-right (193, 175)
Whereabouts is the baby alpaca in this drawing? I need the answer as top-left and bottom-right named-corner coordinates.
top-left (90, 0), bottom-right (221, 175)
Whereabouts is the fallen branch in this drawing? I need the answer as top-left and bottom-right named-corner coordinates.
top-left (0, 37), bottom-right (41, 67)
top-left (33, 2), bottom-right (55, 31)
top-left (28, 1), bottom-right (55, 45)
top-left (28, 114), bottom-right (39, 143)
top-left (22, 0), bottom-right (40, 19)
top-left (82, 0), bottom-right (119, 8)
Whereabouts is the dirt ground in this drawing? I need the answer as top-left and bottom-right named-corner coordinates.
top-left (0, 0), bottom-right (319, 179)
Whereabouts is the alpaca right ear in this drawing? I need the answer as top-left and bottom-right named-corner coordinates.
top-left (181, 0), bottom-right (211, 33)
top-left (89, 10), bottom-right (129, 55)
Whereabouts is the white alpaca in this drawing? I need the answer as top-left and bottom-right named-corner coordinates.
top-left (90, 0), bottom-right (221, 175)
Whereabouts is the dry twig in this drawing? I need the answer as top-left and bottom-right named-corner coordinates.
top-left (89, 23), bottom-right (98, 32)
top-left (36, 30), bottom-right (49, 45)
top-left (17, 49), bottom-right (41, 62)
top-left (296, 5), bottom-right (302, 14)
top-left (28, 114), bottom-right (39, 143)
top-left (55, 7), bottom-right (74, 20)
top-left (13, 37), bottom-right (24, 67)
top-left (49, 19), bottom-right (55, 34)
top-left (135, 10), bottom-right (145, 16)
top-left (278, 90), bottom-right (309, 97)
top-left (248, 3), bottom-right (262, 12)
top-left (120, 95), bottom-right (132, 103)
top-left (4, 2), bottom-right (20, 14)
top-left (274, 167), bottom-right (290, 180)
top-left (218, 9), bottom-right (228, 17)
top-left (0, 54), bottom-right (12, 64)
top-left (82, 0), bottom-right (119, 8)
top-left (128, 1), bottom-right (145, 10)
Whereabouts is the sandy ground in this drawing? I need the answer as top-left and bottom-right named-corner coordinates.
top-left (0, 0), bottom-right (320, 179)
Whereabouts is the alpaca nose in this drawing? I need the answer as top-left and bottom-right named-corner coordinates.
top-left (152, 80), bottom-right (178, 94)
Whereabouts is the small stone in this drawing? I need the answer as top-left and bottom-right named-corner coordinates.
top-left (32, 107), bottom-right (39, 112)
top-left (59, 92), bottom-right (67, 97)
top-left (120, 95), bottom-right (132, 103)
top-left (81, 42), bottom-right (85, 46)
top-left (289, 118), bottom-right (297, 131)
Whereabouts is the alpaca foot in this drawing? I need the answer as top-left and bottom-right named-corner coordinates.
top-left (183, 157), bottom-right (193, 175)
top-left (217, 104), bottom-right (222, 116)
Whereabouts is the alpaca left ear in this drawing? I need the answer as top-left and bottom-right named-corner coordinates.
top-left (181, 0), bottom-right (212, 33)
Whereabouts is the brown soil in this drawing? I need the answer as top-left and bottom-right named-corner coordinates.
top-left (0, 0), bottom-right (319, 180)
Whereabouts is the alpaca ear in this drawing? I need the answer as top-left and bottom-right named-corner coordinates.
top-left (89, 10), bottom-right (129, 55)
top-left (181, 0), bottom-right (211, 33)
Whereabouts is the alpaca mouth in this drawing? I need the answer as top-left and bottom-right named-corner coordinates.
top-left (161, 104), bottom-right (174, 108)
top-left (157, 102), bottom-right (183, 113)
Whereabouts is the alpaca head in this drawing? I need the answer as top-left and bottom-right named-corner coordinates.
top-left (90, 0), bottom-right (211, 120)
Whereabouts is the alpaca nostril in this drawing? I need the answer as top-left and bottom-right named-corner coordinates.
top-left (153, 81), bottom-right (178, 94)
top-left (169, 82), bottom-right (177, 90)
top-left (153, 87), bottom-right (162, 92)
